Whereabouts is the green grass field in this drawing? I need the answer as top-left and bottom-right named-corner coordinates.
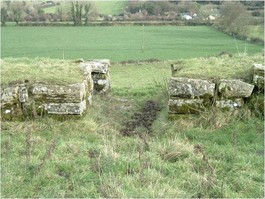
top-left (43, 1), bottom-right (127, 15)
top-left (1, 26), bottom-right (263, 62)
top-left (1, 23), bottom-right (264, 197)
top-left (1, 56), bottom-right (264, 197)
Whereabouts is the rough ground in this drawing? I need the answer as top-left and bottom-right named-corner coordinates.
top-left (121, 100), bottom-right (161, 136)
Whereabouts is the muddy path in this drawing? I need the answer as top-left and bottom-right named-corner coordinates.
top-left (121, 100), bottom-right (161, 136)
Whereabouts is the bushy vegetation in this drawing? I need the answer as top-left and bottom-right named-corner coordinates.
top-left (1, 26), bottom-right (263, 61)
top-left (1, 56), bottom-right (264, 198)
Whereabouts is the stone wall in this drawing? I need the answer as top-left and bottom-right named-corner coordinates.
top-left (1, 59), bottom-right (110, 120)
top-left (168, 63), bottom-right (264, 117)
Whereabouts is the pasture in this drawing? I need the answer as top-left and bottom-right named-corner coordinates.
top-left (1, 26), bottom-right (263, 61)
top-left (1, 22), bottom-right (264, 198)
top-left (1, 56), bottom-right (264, 198)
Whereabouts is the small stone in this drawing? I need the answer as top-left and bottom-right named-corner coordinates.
top-left (215, 98), bottom-right (244, 109)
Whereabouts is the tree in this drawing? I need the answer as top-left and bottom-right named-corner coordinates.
top-left (71, 1), bottom-right (83, 25)
top-left (219, 1), bottom-right (252, 37)
top-left (1, 7), bottom-right (8, 25)
top-left (9, 2), bottom-right (27, 24)
top-left (84, 3), bottom-right (91, 25)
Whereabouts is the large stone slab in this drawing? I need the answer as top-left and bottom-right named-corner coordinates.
top-left (31, 83), bottom-right (86, 103)
top-left (218, 79), bottom-right (254, 98)
top-left (168, 98), bottom-right (205, 114)
top-left (253, 63), bottom-right (264, 89)
top-left (45, 101), bottom-right (86, 115)
top-left (169, 77), bottom-right (215, 98)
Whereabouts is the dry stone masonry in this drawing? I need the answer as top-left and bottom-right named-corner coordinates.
top-left (81, 59), bottom-right (111, 94)
top-left (253, 63), bottom-right (265, 90)
top-left (168, 63), bottom-right (264, 117)
top-left (1, 59), bottom-right (110, 120)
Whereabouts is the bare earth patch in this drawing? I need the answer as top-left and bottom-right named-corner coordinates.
top-left (121, 100), bottom-right (161, 136)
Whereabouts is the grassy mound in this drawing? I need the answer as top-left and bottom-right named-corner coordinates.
top-left (1, 58), bottom-right (84, 88)
top-left (172, 54), bottom-right (264, 82)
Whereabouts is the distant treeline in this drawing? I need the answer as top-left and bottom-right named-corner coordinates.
top-left (1, 1), bottom-right (263, 25)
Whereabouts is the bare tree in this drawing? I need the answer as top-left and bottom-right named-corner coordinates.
top-left (1, 7), bottom-right (8, 25)
top-left (219, 1), bottom-right (252, 37)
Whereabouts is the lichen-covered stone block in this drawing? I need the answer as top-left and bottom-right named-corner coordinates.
top-left (168, 98), bottom-right (205, 114)
top-left (218, 79), bottom-right (254, 98)
top-left (253, 63), bottom-right (264, 90)
top-left (169, 77), bottom-right (215, 98)
top-left (215, 98), bottom-right (244, 109)
top-left (1, 86), bottom-right (24, 119)
top-left (81, 59), bottom-right (110, 74)
top-left (46, 101), bottom-right (86, 115)
top-left (31, 83), bottom-right (86, 103)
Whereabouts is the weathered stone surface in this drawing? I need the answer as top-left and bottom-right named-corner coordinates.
top-left (82, 59), bottom-right (111, 94)
top-left (169, 77), bottom-right (215, 98)
top-left (31, 83), bottom-right (86, 103)
top-left (168, 98), bottom-right (205, 114)
top-left (84, 73), bottom-right (94, 93)
top-left (253, 63), bottom-right (264, 89)
top-left (46, 101), bottom-right (86, 115)
top-left (18, 85), bottom-right (28, 103)
top-left (1, 59), bottom-right (110, 119)
top-left (215, 98), bottom-right (244, 109)
top-left (218, 79), bottom-right (254, 98)
top-left (81, 59), bottom-right (110, 74)
top-left (1, 86), bottom-right (19, 106)
top-left (92, 73), bottom-right (111, 93)
top-left (1, 86), bottom-right (24, 119)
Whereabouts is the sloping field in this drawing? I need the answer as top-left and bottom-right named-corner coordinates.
top-left (1, 26), bottom-right (263, 62)
top-left (43, 1), bottom-right (127, 15)
top-left (93, 0), bottom-right (127, 15)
